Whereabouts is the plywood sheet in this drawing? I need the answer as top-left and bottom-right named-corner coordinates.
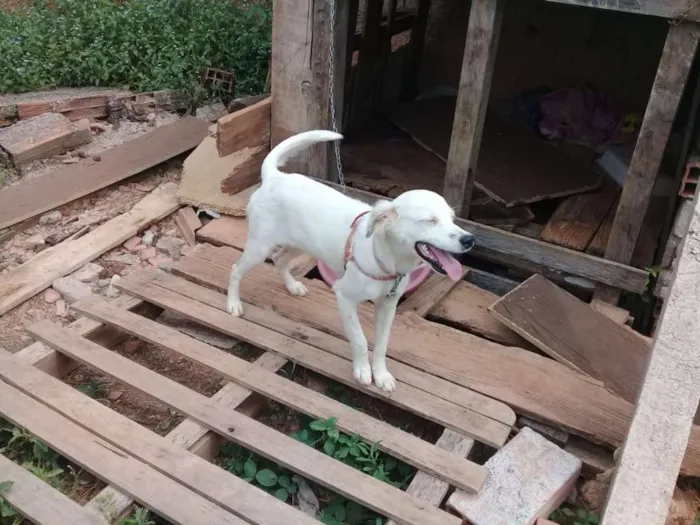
top-left (389, 97), bottom-right (603, 207)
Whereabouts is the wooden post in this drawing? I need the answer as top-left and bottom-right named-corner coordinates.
top-left (348, 0), bottom-right (383, 128)
top-left (271, 0), bottom-right (338, 179)
top-left (596, 23), bottom-right (700, 301)
top-left (401, 0), bottom-right (432, 101)
top-left (601, 193), bottom-right (700, 525)
top-left (442, 0), bottom-right (505, 217)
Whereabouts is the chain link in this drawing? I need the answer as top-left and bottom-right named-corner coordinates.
top-left (328, 0), bottom-right (346, 191)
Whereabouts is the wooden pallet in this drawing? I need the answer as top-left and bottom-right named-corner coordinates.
top-left (0, 251), bottom-right (517, 524)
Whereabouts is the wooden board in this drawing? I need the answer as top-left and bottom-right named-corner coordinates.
top-left (0, 453), bottom-right (106, 525)
top-left (175, 206), bottom-right (201, 247)
top-left (0, 116), bottom-right (208, 230)
top-left (0, 380), bottom-right (247, 525)
top-left (28, 320), bottom-right (461, 525)
top-left (389, 97), bottom-right (603, 207)
top-left (164, 243), bottom-right (700, 476)
top-left (398, 271), bottom-right (465, 317)
top-left (546, 0), bottom-right (700, 23)
top-left (430, 281), bottom-right (531, 347)
top-left (73, 297), bottom-right (489, 492)
top-left (116, 271), bottom-right (513, 447)
top-left (216, 97), bottom-right (270, 157)
top-left (0, 182), bottom-right (179, 315)
top-left (0, 350), bottom-right (315, 525)
top-left (540, 184), bottom-right (620, 251)
top-left (604, 24), bottom-right (700, 269)
top-left (489, 275), bottom-right (649, 406)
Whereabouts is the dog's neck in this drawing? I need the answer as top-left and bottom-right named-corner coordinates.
top-left (354, 228), bottom-right (422, 278)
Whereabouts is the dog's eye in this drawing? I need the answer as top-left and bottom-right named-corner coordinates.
top-left (422, 217), bottom-right (439, 225)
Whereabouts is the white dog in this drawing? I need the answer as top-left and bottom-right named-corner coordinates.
top-left (226, 130), bottom-right (474, 392)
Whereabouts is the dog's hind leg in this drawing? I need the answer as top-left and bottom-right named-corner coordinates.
top-left (226, 240), bottom-right (273, 316)
top-left (271, 247), bottom-right (309, 297)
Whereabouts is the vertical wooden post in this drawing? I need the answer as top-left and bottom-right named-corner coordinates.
top-left (442, 0), bottom-right (505, 217)
top-left (601, 193), bottom-right (700, 525)
top-left (401, 0), bottom-right (432, 101)
top-left (596, 22), bottom-right (700, 302)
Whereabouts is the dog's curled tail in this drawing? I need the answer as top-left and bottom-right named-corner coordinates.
top-left (261, 130), bottom-right (343, 182)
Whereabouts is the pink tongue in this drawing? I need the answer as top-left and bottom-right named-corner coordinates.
top-left (427, 246), bottom-right (463, 281)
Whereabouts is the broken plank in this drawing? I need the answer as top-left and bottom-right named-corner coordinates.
top-left (489, 274), bottom-right (649, 405)
top-left (0, 454), bottom-right (107, 525)
top-left (0, 116), bottom-right (208, 230)
top-left (430, 281), bottom-right (531, 347)
top-left (175, 206), bottom-right (202, 247)
top-left (398, 271), bottom-right (465, 317)
top-left (73, 297), bottom-right (488, 493)
top-left (540, 184), bottom-right (620, 251)
top-left (0, 380), bottom-right (247, 525)
top-left (589, 298), bottom-right (630, 326)
top-left (28, 321), bottom-right (461, 525)
top-left (0, 350), bottom-right (312, 525)
top-left (0, 182), bottom-right (179, 315)
top-left (220, 148), bottom-right (267, 195)
top-left (216, 97), bottom-right (271, 157)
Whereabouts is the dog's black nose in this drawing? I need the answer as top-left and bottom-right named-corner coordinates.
top-left (459, 233), bottom-right (475, 250)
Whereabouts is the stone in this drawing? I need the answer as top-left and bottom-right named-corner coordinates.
top-left (43, 289), bottom-right (61, 304)
top-left (71, 262), bottom-right (103, 283)
top-left (55, 300), bottom-right (68, 317)
top-left (20, 234), bottom-right (45, 250)
top-left (157, 310), bottom-right (238, 350)
top-left (142, 230), bottom-right (155, 246)
top-left (123, 236), bottom-right (142, 251)
top-left (140, 246), bottom-right (157, 260)
top-left (105, 275), bottom-right (122, 298)
top-left (97, 278), bottom-right (111, 288)
top-left (196, 103), bottom-right (227, 122)
top-left (155, 235), bottom-right (185, 260)
top-left (108, 390), bottom-right (124, 401)
top-left (122, 339), bottom-right (140, 354)
top-left (447, 427), bottom-right (581, 525)
top-left (52, 276), bottom-right (92, 303)
top-left (39, 210), bottom-right (62, 225)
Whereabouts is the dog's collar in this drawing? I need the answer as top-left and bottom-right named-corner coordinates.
top-left (344, 211), bottom-right (404, 290)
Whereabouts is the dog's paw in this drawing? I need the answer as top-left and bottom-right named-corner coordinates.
top-left (227, 298), bottom-right (244, 317)
top-left (353, 361), bottom-right (373, 386)
top-left (287, 280), bottom-right (309, 297)
top-left (373, 368), bottom-right (396, 392)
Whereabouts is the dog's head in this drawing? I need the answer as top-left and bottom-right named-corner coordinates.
top-left (366, 190), bottom-right (474, 281)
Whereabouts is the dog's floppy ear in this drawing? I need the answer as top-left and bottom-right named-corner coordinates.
top-left (366, 200), bottom-right (398, 238)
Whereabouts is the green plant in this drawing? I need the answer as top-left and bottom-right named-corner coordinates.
top-left (550, 507), bottom-right (600, 525)
top-left (0, 480), bottom-right (22, 525)
top-left (0, 0), bottom-right (272, 102)
top-left (76, 381), bottom-right (107, 399)
top-left (119, 506), bottom-right (155, 525)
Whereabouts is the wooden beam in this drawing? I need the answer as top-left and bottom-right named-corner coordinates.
top-left (545, 0), bottom-right (700, 22)
top-left (215, 97), bottom-right (270, 157)
top-left (442, 0), bottom-right (505, 217)
top-left (348, 0), bottom-right (383, 128)
top-left (602, 194), bottom-right (700, 525)
top-left (401, 0), bottom-right (432, 100)
top-left (601, 23), bottom-right (700, 299)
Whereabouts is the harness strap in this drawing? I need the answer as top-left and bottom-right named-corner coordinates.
top-left (343, 211), bottom-right (398, 282)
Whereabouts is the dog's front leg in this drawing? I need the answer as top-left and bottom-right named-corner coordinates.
top-left (372, 295), bottom-right (400, 392)
top-left (335, 291), bottom-right (372, 386)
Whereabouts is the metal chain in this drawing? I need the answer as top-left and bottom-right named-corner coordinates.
top-left (328, 0), bottom-right (346, 191)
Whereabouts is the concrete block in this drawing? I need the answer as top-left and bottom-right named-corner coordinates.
top-left (52, 276), bottom-right (92, 304)
top-left (447, 427), bottom-right (581, 525)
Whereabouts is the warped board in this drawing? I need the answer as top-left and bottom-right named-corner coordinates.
top-left (166, 243), bottom-right (700, 476)
top-left (0, 116), bottom-right (208, 230)
top-left (389, 97), bottom-right (602, 207)
top-left (489, 275), bottom-right (649, 406)
top-left (540, 183), bottom-right (620, 251)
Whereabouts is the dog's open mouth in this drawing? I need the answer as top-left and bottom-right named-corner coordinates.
top-left (415, 242), bottom-right (463, 281)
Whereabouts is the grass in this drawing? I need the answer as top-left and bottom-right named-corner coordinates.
top-left (0, 0), bottom-right (272, 105)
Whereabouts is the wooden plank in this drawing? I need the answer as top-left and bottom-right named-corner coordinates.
top-left (0, 380), bottom-right (247, 525)
top-left (397, 271), bottom-right (466, 317)
top-left (319, 180), bottom-right (649, 293)
top-left (590, 298), bottom-right (630, 326)
top-left (0, 116), bottom-right (208, 230)
top-left (216, 97), bottom-right (271, 157)
top-left (0, 183), bottom-right (178, 315)
top-left (115, 271), bottom-right (513, 447)
top-left (490, 275), bottom-right (649, 406)
top-left (0, 453), bottom-right (107, 525)
top-left (430, 281), bottom-right (531, 347)
top-left (466, 267), bottom-right (519, 296)
top-left (220, 149), bottom-right (267, 196)
top-left (28, 321), bottom-right (462, 525)
top-left (604, 23), bottom-right (700, 269)
top-left (178, 137), bottom-right (265, 216)
top-left (443, 0), bottom-right (505, 216)
top-left (74, 297), bottom-right (489, 492)
top-left (0, 350), bottom-right (312, 525)
top-left (401, 0), bottom-right (432, 101)
top-left (386, 430), bottom-right (475, 525)
top-left (175, 206), bottom-right (202, 247)
top-left (540, 184), bottom-right (620, 251)
top-left (166, 244), bottom-right (700, 475)
top-left (586, 197), bottom-right (618, 256)
top-left (546, 0), bottom-right (700, 21)
top-left (602, 185), bottom-right (700, 525)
